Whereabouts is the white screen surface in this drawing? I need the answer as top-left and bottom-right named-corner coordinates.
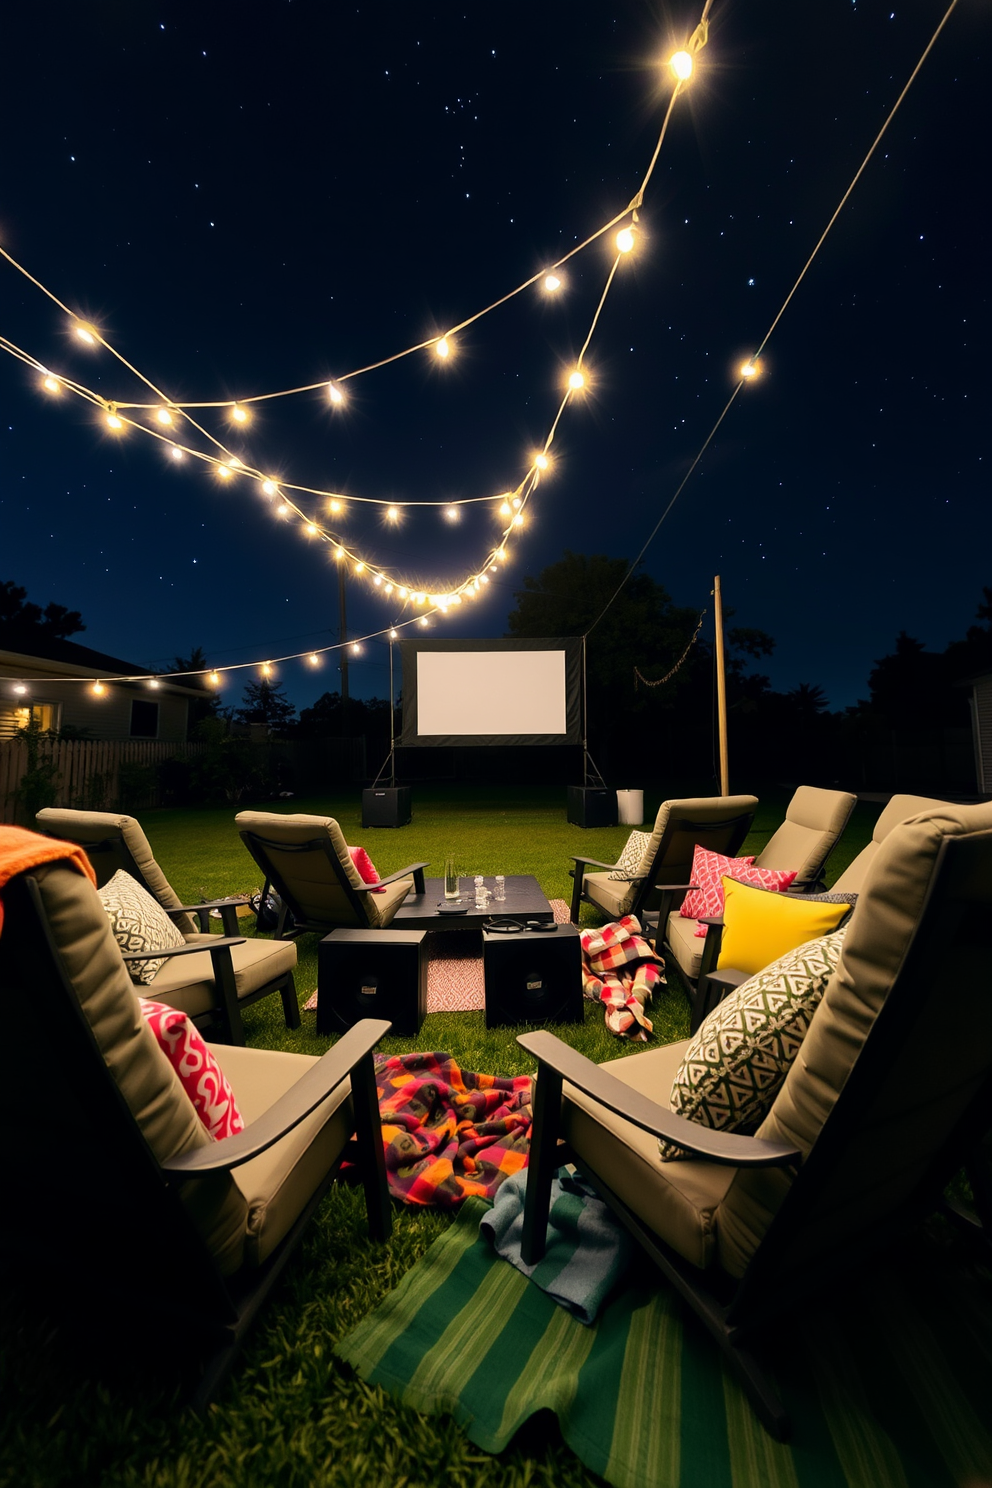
top-left (416, 650), bottom-right (567, 737)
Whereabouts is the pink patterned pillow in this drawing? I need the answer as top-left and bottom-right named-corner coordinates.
top-left (139, 998), bottom-right (244, 1141)
top-left (680, 846), bottom-right (797, 935)
top-left (349, 844), bottom-right (386, 892)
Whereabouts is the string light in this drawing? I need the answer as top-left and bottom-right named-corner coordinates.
top-left (740, 360), bottom-right (760, 380)
top-left (209, 671), bottom-right (221, 685)
top-left (351, 642), bottom-right (361, 655)
top-left (305, 522), bottom-right (318, 534)
top-left (156, 407), bottom-right (173, 425)
top-left (308, 652), bottom-right (319, 665)
top-left (670, 50), bottom-right (693, 80)
top-left (389, 628), bottom-right (398, 639)
top-left (435, 337), bottom-right (451, 359)
top-left (568, 369), bottom-right (586, 390)
top-left (75, 324), bottom-right (95, 344)
top-left (327, 382), bottom-right (344, 405)
top-left (544, 273), bottom-right (562, 292)
top-left (534, 453), bottom-right (549, 470)
top-left (499, 500), bottom-right (512, 517)
top-left (217, 464), bottom-right (233, 480)
top-left (105, 405), bottom-right (123, 430)
top-left (231, 404), bottom-right (249, 423)
top-left (262, 479), bottom-right (277, 495)
top-left (91, 681), bottom-right (105, 695)
top-left (42, 374), bottom-right (61, 394)
top-left (328, 498), bottom-right (343, 515)
top-left (148, 678), bottom-right (160, 689)
top-left (170, 446), bottom-right (184, 460)
top-left (261, 662), bottom-right (273, 677)
top-left (386, 505), bottom-right (399, 522)
top-left (445, 505), bottom-right (460, 522)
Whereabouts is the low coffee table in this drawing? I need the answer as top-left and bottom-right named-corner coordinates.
top-left (390, 874), bottom-right (554, 932)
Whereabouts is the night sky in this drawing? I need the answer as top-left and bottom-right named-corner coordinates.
top-left (1, 1), bottom-right (988, 714)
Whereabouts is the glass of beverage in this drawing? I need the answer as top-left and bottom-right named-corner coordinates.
top-left (444, 858), bottom-right (460, 901)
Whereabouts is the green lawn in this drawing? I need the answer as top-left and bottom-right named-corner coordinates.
top-left (0, 785), bottom-right (882, 1488)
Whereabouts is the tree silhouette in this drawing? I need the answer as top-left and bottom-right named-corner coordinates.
top-left (234, 678), bottom-right (297, 732)
top-left (0, 579), bottom-right (85, 639)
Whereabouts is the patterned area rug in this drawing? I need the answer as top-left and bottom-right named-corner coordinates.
top-left (336, 1198), bottom-right (992, 1488)
top-left (304, 898), bottom-right (572, 1015)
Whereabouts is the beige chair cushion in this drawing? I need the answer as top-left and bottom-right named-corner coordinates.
top-left (36, 807), bottom-right (199, 936)
top-left (664, 909), bottom-right (709, 980)
top-left (831, 793), bottom-right (951, 894)
top-left (212, 1044), bottom-right (355, 1269)
top-left (562, 1041), bottom-right (737, 1270)
top-left (754, 786), bottom-right (856, 882)
top-left (236, 810), bottom-right (414, 929)
top-left (583, 871), bottom-right (638, 920)
top-left (715, 799), bottom-right (992, 1279)
top-left (31, 861), bottom-right (249, 1275)
top-left (148, 934), bottom-right (297, 1018)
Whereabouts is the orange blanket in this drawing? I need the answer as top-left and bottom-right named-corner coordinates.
top-left (0, 824), bottom-right (96, 934)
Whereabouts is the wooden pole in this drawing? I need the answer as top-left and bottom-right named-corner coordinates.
top-left (713, 575), bottom-right (730, 795)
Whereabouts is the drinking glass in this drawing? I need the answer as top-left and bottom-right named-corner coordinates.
top-left (444, 858), bottom-right (460, 900)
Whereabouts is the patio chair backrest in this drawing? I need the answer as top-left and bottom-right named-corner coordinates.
top-left (236, 811), bottom-right (372, 930)
top-left (716, 800), bottom-right (992, 1297)
top-left (830, 793), bottom-right (954, 894)
top-left (35, 807), bottom-right (199, 935)
top-left (0, 857), bottom-right (249, 1286)
top-left (630, 795), bottom-right (758, 917)
top-left (752, 785), bottom-right (856, 885)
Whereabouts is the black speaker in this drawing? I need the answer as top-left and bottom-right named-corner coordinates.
top-left (362, 786), bottom-right (412, 827)
top-left (483, 924), bottom-right (583, 1029)
top-left (567, 785), bottom-right (617, 828)
top-left (317, 929), bottom-right (426, 1036)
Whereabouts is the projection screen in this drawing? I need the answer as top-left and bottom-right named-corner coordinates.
top-left (400, 638), bottom-right (582, 747)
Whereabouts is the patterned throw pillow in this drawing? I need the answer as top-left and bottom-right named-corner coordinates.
top-left (679, 845), bottom-right (797, 932)
top-left (607, 830), bottom-right (652, 882)
top-left (349, 845), bottom-right (386, 893)
top-left (139, 998), bottom-right (244, 1140)
top-left (99, 869), bottom-right (186, 985)
top-left (659, 927), bottom-right (848, 1160)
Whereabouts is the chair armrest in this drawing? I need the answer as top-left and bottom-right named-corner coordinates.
top-left (120, 936), bottom-right (246, 962)
top-left (655, 883), bottom-right (698, 893)
top-left (373, 861), bottom-right (429, 893)
top-left (167, 898), bottom-right (246, 935)
top-left (696, 915), bottom-right (724, 929)
top-left (162, 1018), bottom-right (393, 1176)
top-left (517, 1028), bottom-right (800, 1168)
top-left (703, 967), bottom-right (750, 995)
top-left (571, 855), bottom-right (620, 872)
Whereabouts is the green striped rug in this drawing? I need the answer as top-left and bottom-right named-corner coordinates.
top-left (336, 1199), bottom-right (992, 1488)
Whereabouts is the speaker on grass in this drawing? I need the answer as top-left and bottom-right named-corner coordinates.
top-left (566, 786), bottom-right (616, 828)
top-left (361, 786), bottom-right (412, 827)
top-left (317, 929), bottom-right (426, 1036)
top-left (483, 924), bottom-right (582, 1029)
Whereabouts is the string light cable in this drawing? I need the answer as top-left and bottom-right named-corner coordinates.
top-left (634, 610), bottom-right (707, 689)
top-left (0, 12), bottom-right (710, 626)
top-left (585, 0), bottom-right (959, 642)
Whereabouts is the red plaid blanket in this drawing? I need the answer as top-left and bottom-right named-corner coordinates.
top-left (580, 915), bottom-right (666, 1040)
top-left (374, 1052), bottom-right (532, 1207)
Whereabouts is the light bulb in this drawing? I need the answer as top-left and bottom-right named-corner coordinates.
top-left (335, 547), bottom-right (345, 560)
top-left (92, 681), bottom-right (105, 696)
top-left (14, 684), bottom-right (27, 695)
top-left (308, 653), bottom-right (319, 665)
top-left (416, 592), bottom-right (426, 604)
top-left (374, 574), bottom-right (382, 587)
top-left (445, 506), bottom-right (459, 522)
top-left (616, 227), bottom-right (635, 253)
top-left (351, 642), bottom-right (361, 655)
top-left (105, 408), bottom-right (123, 430)
top-left (232, 405), bottom-right (248, 423)
top-left (229, 456), bottom-right (242, 467)
top-left (277, 504), bottom-right (290, 516)
top-left (386, 505), bottom-right (399, 522)
top-left (514, 513), bottom-right (524, 526)
top-left (170, 446), bottom-right (184, 460)
top-left (670, 50), bottom-right (693, 80)
top-left (328, 382), bottom-right (344, 405)
top-left (75, 324), bottom-right (95, 344)
top-left (209, 671), bottom-right (220, 686)
top-left (262, 480), bottom-right (277, 496)
top-left (544, 273), bottom-right (562, 292)
top-left (499, 501), bottom-right (512, 517)
top-left (329, 498), bottom-right (343, 514)
top-left (389, 628), bottom-right (398, 639)
top-left (451, 594), bottom-right (462, 605)
top-left (419, 616), bottom-right (429, 626)
top-left (156, 407), bottom-right (173, 425)
top-left (149, 679), bottom-right (160, 689)
top-left (498, 549), bottom-right (508, 562)
top-left (568, 370), bottom-right (585, 390)
top-left (355, 561), bottom-right (365, 573)
top-left (740, 360), bottom-right (760, 380)
top-left (262, 663), bottom-right (272, 677)
top-left (535, 453), bottom-right (549, 470)
top-left (435, 337), bottom-right (451, 359)
top-left (305, 523), bottom-right (318, 535)
top-left (398, 586), bottom-right (408, 599)
top-left (42, 375), bottom-right (61, 393)
top-left (385, 583), bottom-right (394, 595)
top-left (511, 496), bottom-right (521, 509)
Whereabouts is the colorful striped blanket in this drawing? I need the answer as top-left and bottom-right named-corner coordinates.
top-left (579, 915), bottom-right (665, 1039)
top-left (374, 1052), bottom-right (533, 1207)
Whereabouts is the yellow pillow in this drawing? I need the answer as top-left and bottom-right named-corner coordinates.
top-left (717, 878), bottom-right (849, 977)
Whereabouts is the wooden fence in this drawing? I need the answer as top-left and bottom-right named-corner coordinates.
top-left (0, 738), bottom-right (206, 824)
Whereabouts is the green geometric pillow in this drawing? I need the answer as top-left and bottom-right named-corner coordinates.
top-left (659, 927), bottom-right (848, 1160)
top-left (98, 869), bottom-right (186, 986)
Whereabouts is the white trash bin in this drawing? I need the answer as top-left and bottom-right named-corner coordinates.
top-left (616, 789), bottom-right (644, 826)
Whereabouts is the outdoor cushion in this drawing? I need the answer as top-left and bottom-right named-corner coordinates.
top-left (139, 998), bottom-right (245, 1140)
top-left (753, 786), bottom-right (857, 883)
top-left (147, 933), bottom-right (298, 1019)
top-left (659, 928), bottom-right (848, 1160)
top-left (31, 861), bottom-right (249, 1274)
top-left (680, 846), bottom-right (796, 928)
top-left (716, 878), bottom-right (849, 977)
top-left (561, 1041), bottom-right (737, 1270)
top-left (577, 871), bottom-right (640, 920)
top-left (608, 830), bottom-right (652, 882)
top-left (349, 845), bottom-right (381, 885)
top-left (214, 1043), bottom-right (354, 1268)
top-left (99, 869), bottom-right (186, 985)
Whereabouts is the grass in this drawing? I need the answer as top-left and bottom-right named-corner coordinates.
top-left (0, 784), bottom-right (883, 1488)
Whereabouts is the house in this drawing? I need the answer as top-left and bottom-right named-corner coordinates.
top-left (966, 669), bottom-right (992, 794)
top-left (0, 634), bottom-right (208, 742)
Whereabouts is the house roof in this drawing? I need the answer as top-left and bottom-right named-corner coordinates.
top-left (0, 630), bottom-right (211, 696)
